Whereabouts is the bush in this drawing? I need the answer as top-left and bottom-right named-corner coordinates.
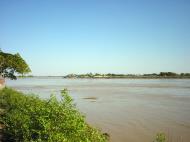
top-left (153, 133), bottom-right (166, 142)
top-left (0, 87), bottom-right (108, 142)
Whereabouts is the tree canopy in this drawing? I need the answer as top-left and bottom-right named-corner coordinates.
top-left (0, 50), bottom-right (31, 79)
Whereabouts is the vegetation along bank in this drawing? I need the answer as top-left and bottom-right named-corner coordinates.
top-left (0, 87), bottom-right (108, 142)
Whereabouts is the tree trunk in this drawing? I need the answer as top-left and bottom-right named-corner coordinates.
top-left (0, 75), bottom-right (5, 89)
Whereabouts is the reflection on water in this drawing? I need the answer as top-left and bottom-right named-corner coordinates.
top-left (6, 78), bottom-right (190, 142)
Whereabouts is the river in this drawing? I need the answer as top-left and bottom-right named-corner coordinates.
top-left (6, 78), bottom-right (190, 142)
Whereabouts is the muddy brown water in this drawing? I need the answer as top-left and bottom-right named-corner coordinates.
top-left (7, 78), bottom-right (190, 142)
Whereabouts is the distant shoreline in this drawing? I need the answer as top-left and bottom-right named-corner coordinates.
top-left (17, 72), bottom-right (190, 79)
top-left (17, 76), bottom-right (190, 79)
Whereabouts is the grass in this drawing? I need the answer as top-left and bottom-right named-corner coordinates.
top-left (0, 87), bottom-right (108, 142)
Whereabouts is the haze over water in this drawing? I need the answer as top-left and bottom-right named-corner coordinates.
top-left (6, 78), bottom-right (190, 142)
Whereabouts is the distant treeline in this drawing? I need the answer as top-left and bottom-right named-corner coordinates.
top-left (17, 75), bottom-right (34, 78)
top-left (17, 72), bottom-right (190, 79)
top-left (63, 72), bottom-right (190, 79)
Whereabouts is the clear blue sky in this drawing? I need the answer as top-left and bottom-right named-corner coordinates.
top-left (0, 0), bottom-right (190, 75)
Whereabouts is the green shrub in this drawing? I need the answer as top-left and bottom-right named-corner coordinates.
top-left (153, 133), bottom-right (166, 142)
top-left (0, 87), bottom-right (108, 142)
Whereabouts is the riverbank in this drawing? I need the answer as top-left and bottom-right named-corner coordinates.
top-left (18, 76), bottom-right (190, 80)
top-left (18, 73), bottom-right (190, 79)
top-left (62, 72), bottom-right (190, 79)
top-left (0, 87), bottom-right (108, 142)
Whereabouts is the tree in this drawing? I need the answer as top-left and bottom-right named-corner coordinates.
top-left (159, 72), bottom-right (178, 77)
top-left (0, 50), bottom-right (31, 79)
